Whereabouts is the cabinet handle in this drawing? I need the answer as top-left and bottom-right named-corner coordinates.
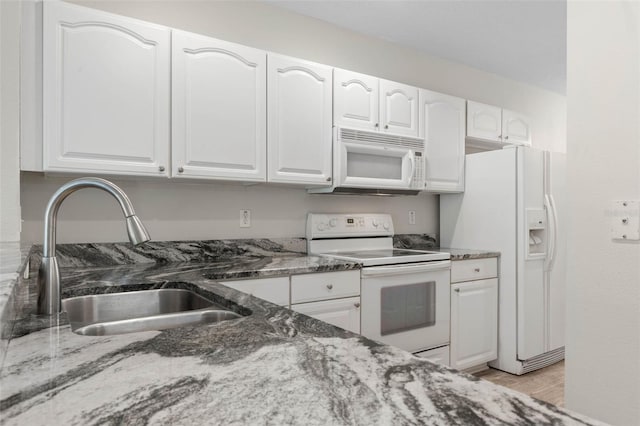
top-left (354, 302), bottom-right (361, 308)
top-left (326, 284), bottom-right (333, 290)
top-left (498, 135), bottom-right (503, 139)
top-left (178, 166), bottom-right (184, 173)
top-left (384, 124), bottom-right (389, 129)
top-left (158, 165), bottom-right (165, 172)
top-left (505, 135), bottom-right (509, 140)
top-left (374, 123), bottom-right (379, 128)
top-left (474, 268), bottom-right (481, 272)
top-left (326, 177), bottom-right (332, 182)
top-left (454, 288), bottom-right (460, 293)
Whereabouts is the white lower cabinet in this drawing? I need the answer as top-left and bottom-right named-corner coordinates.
top-left (450, 277), bottom-right (498, 370)
top-left (414, 345), bottom-right (450, 367)
top-left (221, 276), bottom-right (289, 307)
top-left (291, 297), bottom-right (361, 334)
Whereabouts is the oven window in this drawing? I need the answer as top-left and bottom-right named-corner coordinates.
top-left (380, 281), bottom-right (436, 335)
top-left (347, 152), bottom-right (402, 180)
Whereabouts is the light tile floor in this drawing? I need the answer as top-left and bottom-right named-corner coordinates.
top-left (474, 361), bottom-right (565, 407)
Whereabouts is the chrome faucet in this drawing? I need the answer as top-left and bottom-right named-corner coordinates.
top-left (37, 177), bottom-right (151, 315)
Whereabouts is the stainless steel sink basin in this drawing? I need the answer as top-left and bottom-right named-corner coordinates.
top-left (62, 289), bottom-right (242, 336)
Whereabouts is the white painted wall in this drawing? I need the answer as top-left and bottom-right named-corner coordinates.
top-left (565, 2), bottom-right (640, 424)
top-left (0, 1), bottom-right (22, 243)
top-left (20, 0), bottom-right (566, 244)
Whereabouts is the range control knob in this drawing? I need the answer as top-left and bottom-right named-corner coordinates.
top-left (383, 222), bottom-right (390, 230)
top-left (329, 218), bottom-right (338, 228)
top-left (372, 219), bottom-right (379, 227)
top-left (316, 223), bottom-right (326, 231)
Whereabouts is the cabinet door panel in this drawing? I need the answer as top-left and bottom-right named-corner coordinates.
top-left (267, 55), bottom-right (332, 185)
top-left (380, 79), bottom-right (419, 137)
top-left (466, 101), bottom-right (502, 142)
top-left (334, 69), bottom-right (379, 131)
top-left (451, 279), bottom-right (498, 370)
top-left (420, 89), bottom-right (465, 193)
top-left (223, 277), bottom-right (290, 306)
top-left (502, 109), bottom-right (532, 146)
top-left (172, 30), bottom-right (266, 181)
top-left (292, 297), bottom-right (361, 334)
top-left (43, 1), bottom-right (170, 176)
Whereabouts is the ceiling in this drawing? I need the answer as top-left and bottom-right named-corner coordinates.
top-left (266, 0), bottom-right (566, 94)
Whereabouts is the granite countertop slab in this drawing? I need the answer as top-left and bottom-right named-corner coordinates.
top-left (392, 234), bottom-right (500, 260)
top-left (0, 259), bottom-right (601, 426)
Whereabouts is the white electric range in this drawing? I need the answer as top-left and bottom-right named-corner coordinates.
top-left (307, 213), bottom-right (451, 360)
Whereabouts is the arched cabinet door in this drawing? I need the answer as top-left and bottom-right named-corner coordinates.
top-left (43, 1), bottom-right (170, 176)
top-left (466, 101), bottom-right (503, 142)
top-left (267, 54), bottom-right (332, 185)
top-left (333, 68), bottom-right (379, 131)
top-left (380, 79), bottom-right (419, 137)
top-left (420, 89), bottom-right (466, 193)
top-left (502, 109), bottom-right (532, 146)
top-left (172, 30), bottom-right (266, 182)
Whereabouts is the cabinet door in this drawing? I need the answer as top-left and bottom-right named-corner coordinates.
top-left (380, 79), bottom-right (419, 137)
top-left (292, 297), bottom-right (361, 334)
top-left (466, 101), bottom-right (502, 142)
top-left (267, 54), bottom-right (332, 185)
top-left (502, 109), bottom-right (532, 146)
top-left (222, 277), bottom-right (290, 306)
top-left (450, 279), bottom-right (498, 370)
top-left (420, 90), bottom-right (465, 193)
top-left (43, 1), bottom-right (170, 176)
top-left (172, 30), bottom-right (266, 181)
top-left (333, 68), bottom-right (379, 131)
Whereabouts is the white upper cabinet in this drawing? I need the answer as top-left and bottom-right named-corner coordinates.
top-left (467, 101), bottom-right (532, 147)
top-left (502, 109), bottom-right (532, 146)
top-left (466, 101), bottom-right (502, 142)
top-left (334, 69), bottom-right (419, 137)
top-left (420, 90), bottom-right (466, 193)
top-left (380, 79), bottom-right (419, 137)
top-left (267, 54), bottom-right (333, 185)
top-left (172, 30), bottom-right (266, 181)
top-left (43, 1), bottom-right (170, 176)
top-left (333, 69), bottom-right (379, 131)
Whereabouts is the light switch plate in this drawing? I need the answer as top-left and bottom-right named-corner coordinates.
top-left (611, 200), bottom-right (640, 241)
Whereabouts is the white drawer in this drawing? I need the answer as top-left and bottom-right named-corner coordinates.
top-left (451, 258), bottom-right (498, 283)
top-left (291, 270), bottom-right (360, 304)
top-left (414, 345), bottom-right (450, 367)
top-left (222, 276), bottom-right (290, 306)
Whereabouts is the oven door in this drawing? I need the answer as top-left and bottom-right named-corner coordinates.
top-left (360, 260), bottom-right (451, 353)
top-left (337, 141), bottom-right (415, 190)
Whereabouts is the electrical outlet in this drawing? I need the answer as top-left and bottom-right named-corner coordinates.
top-left (409, 211), bottom-right (416, 225)
top-left (240, 209), bottom-right (251, 228)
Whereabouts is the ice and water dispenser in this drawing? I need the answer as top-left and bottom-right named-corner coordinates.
top-left (526, 209), bottom-right (546, 258)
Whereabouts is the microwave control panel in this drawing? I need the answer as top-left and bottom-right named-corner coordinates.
top-left (411, 151), bottom-right (425, 189)
top-left (306, 213), bottom-right (394, 239)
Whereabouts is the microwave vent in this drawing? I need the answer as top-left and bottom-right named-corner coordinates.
top-left (339, 127), bottom-right (424, 150)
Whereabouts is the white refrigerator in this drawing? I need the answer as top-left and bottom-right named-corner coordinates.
top-left (440, 146), bottom-right (566, 375)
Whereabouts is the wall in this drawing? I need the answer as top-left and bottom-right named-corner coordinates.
top-left (0, 1), bottom-right (22, 243)
top-left (20, 0), bottom-right (566, 244)
top-left (565, 2), bottom-right (640, 424)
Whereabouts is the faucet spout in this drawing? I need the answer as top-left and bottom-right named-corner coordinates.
top-left (37, 177), bottom-right (150, 315)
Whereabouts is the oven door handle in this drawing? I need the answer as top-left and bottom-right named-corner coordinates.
top-left (361, 260), bottom-right (451, 277)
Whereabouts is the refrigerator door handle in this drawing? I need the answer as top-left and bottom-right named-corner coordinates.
top-left (548, 194), bottom-right (559, 271)
top-left (544, 194), bottom-right (557, 271)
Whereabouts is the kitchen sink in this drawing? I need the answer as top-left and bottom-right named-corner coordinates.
top-left (62, 288), bottom-right (243, 336)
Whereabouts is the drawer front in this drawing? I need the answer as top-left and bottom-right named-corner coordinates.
top-left (415, 345), bottom-right (450, 367)
top-left (291, 297), bottom-right (361, 334)
top-left (222, 276), bottom-right (290, 306)
top-left (291, 270), bottom-right (360, 304)
top-left (451, 258), bottom-right (498, 283)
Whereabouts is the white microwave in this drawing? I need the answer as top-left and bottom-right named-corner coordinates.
top-left (310, 127), bottom-right (425, 195)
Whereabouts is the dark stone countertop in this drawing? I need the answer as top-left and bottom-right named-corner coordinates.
top-left (0, 239), bottom-right (600, 425)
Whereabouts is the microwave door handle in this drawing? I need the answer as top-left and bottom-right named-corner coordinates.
top-left (361, 260), bottom-right (451, 277)
top-left (408, 153), bottom-right (416, 185)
